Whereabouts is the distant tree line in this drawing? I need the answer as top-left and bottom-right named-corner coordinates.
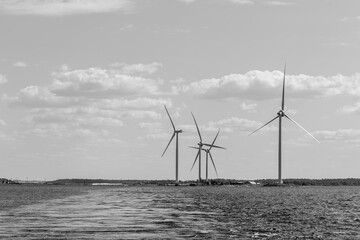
top-left (16, 178), bottom-right (360, 186)
top-left (258, 178), bottom-right (360, 186)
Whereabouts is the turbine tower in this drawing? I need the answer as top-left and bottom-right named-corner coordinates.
top-left (161, 105), bottom-right (182, 183)
top-left (249, 65), bottom-right (319, 184)
top-left (190, 129), bottom-right (225, 183)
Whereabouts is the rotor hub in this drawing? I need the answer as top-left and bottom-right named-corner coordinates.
top-left (277, 110), bottom-right (285, 117)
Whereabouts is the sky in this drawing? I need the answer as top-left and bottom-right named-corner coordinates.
top-left (1, 0), bottom-right (360, 181)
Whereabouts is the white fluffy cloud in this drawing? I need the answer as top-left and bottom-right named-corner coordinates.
top-left (13, 61), bottom-right (28, 68)
top-left (24, 107), bottom-right (124, 127)
top-left (207, 117), bottom-right (276, 133)
top-left (240, 102), bottom-right (257, 111)
top-left (228, 0), bottom-right (254, 4)
top-left (266, 1), bottom-right (294, 6)
top-left (177, 0), bottom-right (254, 4)
top-left (339, 102), bottom-right (360, 114)
top-left (313, 129), bottom-right (360, 142)
top-left (175, 117), bottom-right (272, 135)
top-left (0, 0), bottom-right (132, 16)
top-left (51, 67), bottom-right (161, 97)
top-left (110, 62), bottom-right (163, 75)
top-left (183, 71), bottom-right (360, 100)
top-left (95, 98), bottom-right (172, 110)
top-left (5, 85), bottom-right (75, 107)
top-left (25, 123), bottom-right (115, 140)
top-left (0, 74), bottom-right (8, 84)
top-left (4, 63), bottom-right (170, 139)
top-left (0, 119), bottom-right (6, 126)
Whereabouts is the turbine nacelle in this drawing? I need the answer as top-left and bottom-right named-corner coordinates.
top-left (175, 130), bottom-right (183, 133)
top-left (277, 110), bottom-right (285, 117)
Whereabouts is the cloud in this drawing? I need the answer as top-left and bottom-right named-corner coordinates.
top-left (51, 67), bottom-right (162, 97)
top-left (0, 0), bottom-right (132, 16)
top-left (139, 122), bottom-right (163, 136)
top-left (313, 129), bottom-right (360, 142)
top-left (120, 110), bottom-right (161, 120)
top-left (228, 0), bottom-right (254, 4)
top-left (177, 0), bottom-right (254, 4)
top-left (25, 122), bottom-right (115, 139)
top-left (95, 98), bottom-right (172, 110)
top-left (266, 1), bottom-right (294, 6)
top-left (6, 63), bottom-right (168, 109)
top-left (13, 61), bottom-right (28, 67)
top-left (240, 102), bottom-right (257, 111)
top-left (5, 85), bottom-right (75, 107)
top-left (183, 71), bottom-right (360, 100)
top-left (139, 133), bottom-right (169, 141)
top-left (23, 107), bottom-right (124, 127)
top-left (109, 62), bottom-right (162, 75)
top-left (0, 131), bottom-right (14, 142)
top-left (175, 117), bottom-right (273, 135)
top-left (22, 104), bottom-right (161, 135)
top-left (119, 24), bottom-right (134, 31)
top-left (176, 0), bottom-right (196, 3)
top-left (207, 117), bottom-right (276, 133)
top-left (0, 119), bottom-right (6, 126)
top-left (0, 74), bottom-right (8, 84)
top-left (339, 102), bottom-right (360, 114)
top-left (323, 42), bottom-right (352, 47)
top-left (139, 122), bottom-right (162, 130)
top-left (4, 63), bottom-right (169, 140)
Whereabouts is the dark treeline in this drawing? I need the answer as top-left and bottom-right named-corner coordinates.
top-left (282, 178), bottom-right (360, 186)
top-left (43, 178), bottom-right (360, 186)
top-left (2, 178), bottom-right (360, 186)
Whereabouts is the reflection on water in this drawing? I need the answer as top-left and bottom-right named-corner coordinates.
top-left (0, 186), bottom-right (359, 239)
top-left (0, 187), bottom-right (216, 239)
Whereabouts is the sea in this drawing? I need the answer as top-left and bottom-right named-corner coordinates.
top-left (0, 184), bottom-right (359, 239)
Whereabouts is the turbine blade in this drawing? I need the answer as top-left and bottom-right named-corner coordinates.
top-left (190, 150), bottom-right (199, 172)
top-left (164, 105), bottom-right (176, 131)
top-left (284, 114), bottom-right (320, 143)
top-left (161, 133), bottom-right (175, 157)
top-left (191, 112), bottom-right (202, 142)
top-left (203, 143), bottom-right (226, 149)
top-left (282, 64), bottom-right (286, 111)
top-left (209, 152), bottom-right (218, 177)
top-left (208, 129), bottom-right (220, 151)
top-left (189, 146), bottom-right (207, 153)
top-left (248, 116), bottom-right (279, 136)
top-left (189, 146), bottom-right (200, 150)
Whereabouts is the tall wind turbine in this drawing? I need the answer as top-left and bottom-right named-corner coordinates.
top-left (161, 105), bottom-right (182, 183)
top-left (190, 129), bottom-right (225, 182)
top-left (249, 65), bottom-right (319, 184)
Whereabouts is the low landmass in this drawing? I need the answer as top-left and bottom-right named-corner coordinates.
top-left (2, 178), bottom-right (360, 186)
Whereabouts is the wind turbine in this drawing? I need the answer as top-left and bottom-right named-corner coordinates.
top-left (249, 65), bottom-right (319, 184)
top-left (191, 113), bottom-right (225, 182)
top-left (190, 129), bottom-right (226, 183)
top-left (161, 105), bottom-right (182, 184)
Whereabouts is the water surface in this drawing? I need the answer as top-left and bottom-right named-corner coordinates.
top-left (0, 185), bottom-right (359, 239)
